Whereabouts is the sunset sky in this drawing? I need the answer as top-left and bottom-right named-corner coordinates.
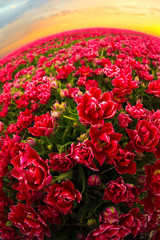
top-left (0, 0), bottom-right (160, 58)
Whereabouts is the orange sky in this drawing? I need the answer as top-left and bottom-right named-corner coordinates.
top-left (0, 0), bottom-right (160, 58)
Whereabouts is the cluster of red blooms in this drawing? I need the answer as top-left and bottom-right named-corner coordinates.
top-left (0, 28), bottom-right (160, 239)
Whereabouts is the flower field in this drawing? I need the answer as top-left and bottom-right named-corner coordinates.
top-left (0, 28), bottom-right (160, 239)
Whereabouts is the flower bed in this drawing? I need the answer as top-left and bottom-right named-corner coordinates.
top-left (0, 28), bottom-right (160, 240)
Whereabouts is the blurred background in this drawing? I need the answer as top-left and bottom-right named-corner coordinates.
top-left (0, 0), bottom-right (160, 58)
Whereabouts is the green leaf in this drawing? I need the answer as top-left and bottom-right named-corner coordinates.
top-left (78, 165), bottom-right (86, 194)
top-left (77, 201), bottom-right (90, 223)
top-left (63, 115), bottom-right (77, 121)
top-left (52, 169), bottom-right (73, 183)
top-left (54, 229), bottom-right (70, 240)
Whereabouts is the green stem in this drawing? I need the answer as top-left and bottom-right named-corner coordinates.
top-left (22, 129), bottom-right (27, 141)
top-left (79, 165), bottom-right (85, 194)
top-left (99, 166), bottom-right (115, 175)
top-left (59, 141), bottom-right (73, 154)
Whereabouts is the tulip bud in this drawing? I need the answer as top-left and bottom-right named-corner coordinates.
top-left (56, 60), bottom-right (62, 65)
top-left (99, 207), bottom-right (119, 224)
top-left (73, 122), bottom-right (79, 128)
top-left (61, 102), bottom-right (67, 110)
top-left (77, 133), bottom-right (88, 142)
top-left (53, 102), bottom-right (60, 110)
top-left (76, 90), bottom-right (83, 98)
top-left (51, 111), bottom-right (61, 120)
top-left (47, 144), bottom-right (53, 151)
top-left (53, 102), bottom-right (67, 111)
top-left (137, 175), bottom-right (145, 186)
top-left (87, 175), bottom-right (101, 186)
top-left (134, 76), bottom-right (139, 83)
top-left (5, 221), bottom-right (12, 227)
top-left (60, 89), bottom-right (66, 98)
top-left (76, 233), bottom-right (86, 240)
top-left (157, 71), bottom-right (160, 77)
top-left (136, 152), bottom-right (144, 160)
top-left (26, 137), bottom-right (36, 146)
top-left (67, 83), bottom-right (72, 89)
top-left (87, 218), bottom-right (96, 226)
top-left (50, 77), bottom-right (58, 88)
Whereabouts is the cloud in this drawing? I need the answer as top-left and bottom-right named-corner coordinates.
top-left (122, 5), bottom-right (160, 17)
top-left (82, 4), bottom-right (159, 18)
top-left (122, 5), bottom-right (138, 9)
top-left (61, 10), bottom-right (74, 16)
top-left (0, 0), bottom-right (14, 7)
top-left (0, 13), bottom-right (39, 53)
top-left (149, 7), bottom-right (160, 17)
top-left (0, 9), bottom-right (75, 51)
